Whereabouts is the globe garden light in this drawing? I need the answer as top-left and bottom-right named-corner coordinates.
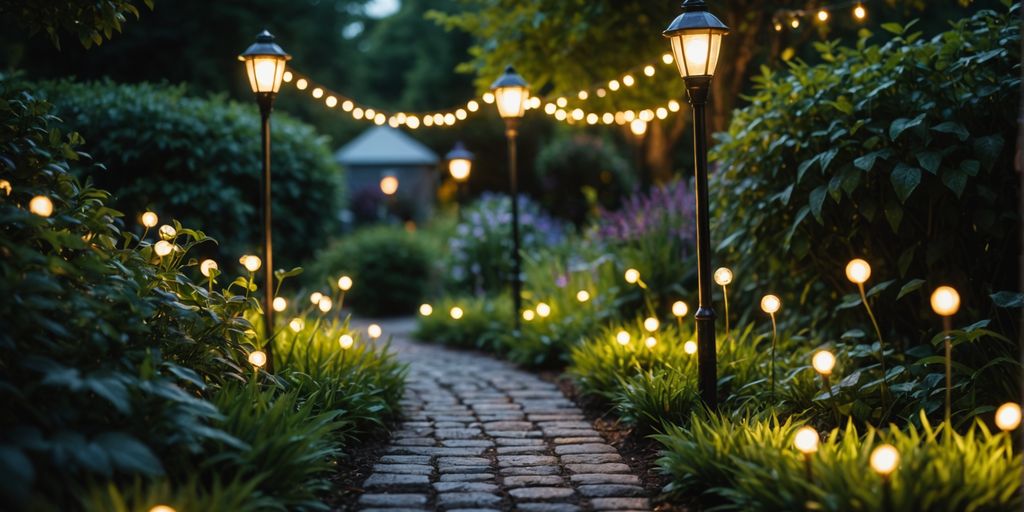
top-left (141, 211), bottom-right (159, 228)
top-left (318, 296), bottom-right (333, 313)
top-left (419, 303), bottom-right (433, 316)
top-left (672, 301), bottom-right (689, 317)
top-left (624, 268), bottom-right (642, 285)
top-left (794, 426), bottom-right (819, 454)
top-left (817, 9), bottom-right (829, 22)
top-left (523, 309), bottom-right (536, 321)
top-left (242, 255), bottom-right (262, 272)
top-left (760, 294), bottom-right (781, 314)
top-left (930, 285), bottom-right (961, 426)
top-left (616, 330), bottom-right (631, 346)
top-left (272, 297), bottom-right (287, 312)
top-left (576, 290), bottom-right (591, 303)
top-left (761, 294), bottom-right (781, 398)
top-left (870, 444), bottom-right (900, 477)
top-left (644, 317), bottom-right (660, 332)
top-left (846, 258), bottom-right (889, 406)
top-left (149, 506), bottom-right (177, 512)
top-left (491, 65), bottom-right (530, 330)
top-left (338, 334), bottom-right (354, 350)
top-left (158, 224), bottom-right (177, 240)
top-left (29, 195), bottom-right (53, 217)
top-left (338, 275), bottom-right (353, 291)
top-left (450, 306), bottom-right (464, 320)
top-left (813, 350), bottom-right (841, 424)
top-left (368, 323), bottom-right (382, 339)
top-left (289, 318), bottom-right (304, 332)
top-left (845, 258), bottom-right (871, 284)
top-left (995, 402), bottom-right (1022, 432)
top-left (200, 259), bottom-right (219, 277)
top-left (684, 340), bottom-right (698, 355)
top-left (854, 3), bottom-right (867, 20)
top-left (536, 302), bottom-right (551, 318)
top-left (310, 291), bottom-right (324, 304)
top-left (154, 240), bottom-right (174, 257)
top-left (446, 141), bottom-right (474, 183)
top-left (248, 350), bottom-right (267, 369)
top-left (714, 267), bottom-right (733, 339)
top-left (645, 336), bottom-right (658, 349)
top-left (380, 176), bottom-right (399, 196)
top-left (630, 119), bottom-right (647, 136)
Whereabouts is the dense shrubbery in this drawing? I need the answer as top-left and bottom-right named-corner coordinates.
top-left (0, 82), bottom-right (401, 510)
top-left (38, 80), bottom-right (345, 267)
top-left (711, 6), bottom-right (1021, 342)
top-left (534, 134), bottom-right (634, 226)
top-left (308, 225), bottom-right (433, 316)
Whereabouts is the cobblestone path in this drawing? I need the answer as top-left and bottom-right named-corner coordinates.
top-left (354, 322), bottom-right (651, 511)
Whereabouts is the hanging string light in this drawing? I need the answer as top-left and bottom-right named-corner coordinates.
top-left (772, 0), bottom-right (870, 33)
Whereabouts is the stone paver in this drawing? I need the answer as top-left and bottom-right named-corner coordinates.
top-left (352, 318), bottom-right (651, 511)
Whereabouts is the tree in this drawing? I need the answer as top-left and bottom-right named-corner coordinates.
top-left (0, 0), bottom-right (153, 48)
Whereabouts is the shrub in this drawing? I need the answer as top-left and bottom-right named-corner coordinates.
top-left (39, 79), bottom-right (345, 267)
top-left (414, 295), bottom-right (512, 353)
top-left (308, 225), bottom-right (433, 316)
top-left (446, 193), bottom-right (565, 295)
top-left (710, 5), bottom-right (1021, 342)
top-left (534, 134), bottom-right (634, 226)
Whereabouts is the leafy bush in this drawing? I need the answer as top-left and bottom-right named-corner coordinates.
top-left (534, 134), bottom-right (634, 226)
top-left (39, 79), bottom-right (345, 267)
top-left (446, 193), bottom-right (565, 295)
top-left (414, 295), bottom-right (512, 353)
top-left (308, 226), bottom-right (433, 316)
top-left (655, 412), bottom-right (1022, 511)
top-left (711, 5), bottom-right (1021, 342)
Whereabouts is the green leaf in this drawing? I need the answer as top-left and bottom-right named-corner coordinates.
top-left (897, 279), bottom-right (926, 299)
top-left (797, 156), bottom-right (820, 182)
top-left (915, 151), bottom-right (942, 174)
top-left (890, 163), bottom-right (921, 203)
top-left (854, 149), bottom-right (890, 171)
top-left (866, 279), bottom-right (895, 297)
top-left (941, 166), bottom-right (968, 197)
top-left (931, 121), bottom-right (969, 141)
top-left (973, 135), bottom-right (1004, 170)
top-left (809, 186), bottom-right (828, 223)
top-left (94, 432), bottom-right (164, 476)
top-left (990, 291), bottom-right (1024, 308)
top-left (889, 114), bottom-right (925, 140)
top-left (884, 199), bottom-right (903, 232)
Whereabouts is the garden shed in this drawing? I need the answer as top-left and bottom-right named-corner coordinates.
top-left (335, 125), bottom-right (439, 222)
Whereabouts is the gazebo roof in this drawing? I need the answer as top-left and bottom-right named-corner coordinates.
top-left (335, 126), bottom-right (439, 167)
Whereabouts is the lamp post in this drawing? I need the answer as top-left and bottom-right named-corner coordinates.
top-left (239, 30), bottom-right (290, 369)
top-left (491, 65), bottom-right (530, 331)
top-left (446, 141), bottom-right (474, 209)
top-left (664, 0), bottom-right (729, 409)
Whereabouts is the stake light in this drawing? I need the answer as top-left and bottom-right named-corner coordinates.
top-left (684, 340), bottom-right (698, 354)
top-left (644, 317), bottom-right (660, 332)
top-left (793, 426), bottom-right (819, 454)
top-left (672, 301), bottom-right (689, 317)
top-left (616, 330), bottom-right (631, 346)
top-left (29, 195), bottom-right (54, 217)
top-left (576, 290), bottom-right (591, 303)
top-left (812, 350), bottom-right (836, 376)
top-left (200, 259), bottom-right (218, 277)
top-left (248, 350), bottom-right (267, 368)
top-left (141, 211), bottom-right (159, 227)
top-left (995, 402), bottom-right (1022, 432)
top-left (419, 303), bottom-right (433, 316)
top-left (760, 294), bottom-right (781, 314)
top-left (338, 334), bottom-right (354, 350)
top-left (714, 267), bottom-right (733, 285)
top-left (870, 445), bottom-right (900, 476)
top-left (930, 286), bottom-right (961, 317)
top-left (845, 258), bottom-right (871, 284)
top-left (272, 297), bottom-right (287, 312)
top-left (338, 275), bottom-right (353, 291)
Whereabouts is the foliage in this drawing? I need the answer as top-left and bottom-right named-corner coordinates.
top-left (711, 5), bottom-right (1021, 342)
top-left (533, 134), bottom-right (634, 226)
top-left (38, 79), bottom-right (345, 267)
top-left (413, 295), bottom-right (512, 353)
top-left (655, 411), bottom-right (1022, 511)
top-left (0, 0), bottom-right (153, 49)
top-left (308, 226), bottom-right (433, 316)
top-left (446, 193), bottom-right (565, 295)
top-left (0, 81), bottom-right (401, 510)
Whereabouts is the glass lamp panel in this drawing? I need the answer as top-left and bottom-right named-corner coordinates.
top-left (495, 85), bottom-right (528, 119)
top-left (247, 56), bottom-right (286, 93)
top-left (449, 159), bottom-right (471, 181)
top-left (670, 30), bottom-right (723, 78)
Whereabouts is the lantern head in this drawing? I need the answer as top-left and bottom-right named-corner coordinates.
top-left (239, 30), bottom-right (291, 96)
top-left (663, 1), bottom-right (729, 80)
top-left (490, 65), bottom-right (530, 120)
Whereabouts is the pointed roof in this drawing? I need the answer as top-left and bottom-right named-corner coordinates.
top-left (335, 126), bottom-right (439, 166)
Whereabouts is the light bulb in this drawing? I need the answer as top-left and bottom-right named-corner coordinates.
top-left (483, 92), bottom-right (495, 104)
top-left (450, 306), bottom-right (464, 320)
top-left (576, 290), bottom-right (590, 303)
top-left (380, 176), bottom-right (399, 195)
top-left (845, 259), bottom-right (871, 284)
top-left (714, 267), bottom-right (733, 286)
top-left (339, 334), bottom-right (354, 350)
top-left (141, 211), bottom-right (158, 227)
top-left (200, 259), bottom-right (218, 277)
top-left (310, 291), bottom-right (323, 304)
top-left (854, 4), bottom-right (867, 20)
top-left (930, 286), bottom-right (960, 317)
top-left (368, 323), bottom-right (382, 339)
top-left (536, 302), bottom-right (551, 318)
top-left (630, 119), bottom-right (647, 136)
top-left (272, 297), bottom-right (287, 312)
top-left (624, 268), bottom-right (640, 284)
top-left (644, 317), bottom-right (659, 332)
top-left (761, 294), bottom-right (781, 314)
top-left (419, 304), bottom-right (433, 316)
top-left (870, 445), bottom-right (899, 476)
top-left (158, 225), bottom-right (176, 239)
top-left (812, 350), bottom-right (836, 376)
top-left (791, 18), bottom-right (800, 29)
top-left (318, 296), bottom-right (333, 313)
top-left (523, 309), bottom-right (536, 321)
top-left (149, 506), bottom-right (177, 512)
top-left (672, 301), bottom-right (689, 318)
top-left (242, 255), bottom-right (261, 272)
top-left (326, 96), bottom-right (337, 108)
top-left (248, 350), bottom-right (267, 368)
top-left (662, 53), bottom-right (674, 64)
top-left (622, 74), bottom-right (635, 86)
top-left (616, 330), bottom-right (630, 346)
top-left (995, 402), bottom-right (1022, 431)
top-left (578, 90), bottom-right (588, 100)
top-left (644, 65), bottom-right (655, 76)
top-left (467, 100), bottom-right (479, 111)
top-left (684, 340), bottom-right (698, 354)
top-left (296, 78), bottom-right (308, 90)
top-left (609, 79), bottom-right (620, 91)
top-left (338, 275), bottom-right (353, 291)
top-left (645, 336), bottom-right (657, 348)
top-left (817, 9), bottom-right (829, 22)
top-left (29, 195), bottom-right (53, 217)
top-left (794, 426), bottom-right (820, 454)
top-left (154, 240), bottom-right (173, 257)
top-left (312, 87), bottom-right (324, 99)
top-left (289, 318), bottom-right (304, 332)
top-left (0, 179), bottom-right (11, 195)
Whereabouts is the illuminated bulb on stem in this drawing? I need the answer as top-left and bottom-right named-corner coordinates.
top-left (616, 330), bottom-right (631, 346)
top-left (624, 269), bottom-right (641, 284)
top-left (854, 4), bottom-right (867, 20)
top-left (812, 350), bottom-right (836, 376)
top-left (368, 323), bottom-right (382, 339)
top-left (200, 259), bottom-right (218, 277)
top-left (248, 350), bottom-right (267, 368)
top-left (645, 336), bottom-right (657, 349)
top-left (714, 267), bottom-right (733, 286)
top-left (536, 302), bottom-right (551, 318)
top-left (154, 240), bottom-right (173, 257)
top-left (761, 294), bottom-right (781, 314)
top-left (662, 53), bottom-right (674, 64)
top-left (310, 291), bottom-right (323, 304)
top-left (242, 255), bottom-right (261, 272)
top-left (576, 290), bottom-right (590, 303)
top-left (672, 301), bottom-right (689, 318)
top-left (289, 318), bottom-right (305, 332)
top-left (930, 286), bottom-right (960, 316)
top-left (419, 304), bottom-right (433, 316)
top-left (845, 259), bottom-right (871, 284)
top-left (817, 9), bottom-right (829, 22)
top-left (643, 317), bottom-right (659, 332)
top-left (793, 426), bottom-right (819, 454)
top-left (318, 296), bottom-right (333, 313)
top-left (338, 275), bottom-right (353, 291)
top-left (995, 402), bottom-right (1022, 431)
top-left (338, 334), bottom-right (354, 350)
top-left (159, 224), bottom-right (177, 239)
top-left (450, 306), bottom-right (464, 320)
top-left (644, 65), bottom-right (655, 76)
top-left (272, 297), bottom-right (287, 312)
top-left (523, 309), bottom-right (536, 321)
top-left (684, 340), bottom-right (698, 354)
top-left (141, 211), bottom-right (159, 228)
top-left (870, 445), bottom-right (899, 476)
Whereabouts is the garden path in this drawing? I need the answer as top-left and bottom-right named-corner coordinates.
top-left (349, 318), bottom-right (652, 512)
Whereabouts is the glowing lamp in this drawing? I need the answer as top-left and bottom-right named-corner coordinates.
top-left (238, 30), bottom-right (291, 95)
top-left (672, 301), bottom-right (689, 317)
top-left (576, 290), bottom-right (591, 303)
top-left (761, 294), bottom-right (781, 314)
top-left (870, 445), bottom-right (900, 476)
top-left (289, 318), bottom-right (304, 332)
top-left (272, 297), bottom-right (287, 312)
top-left (490, 65), bottom-right (530, 120)
top-left (645, 336), bottom-right (658, 348)
top-left (630, 119), bottom-right (648, 136)
top-left (793, 426), bottom-right (819, 454)
top-left (845, 259), bottom-right (871, 284)
top-left (644, 317), bottom-right (660, 332)
top-left (663, 0), bottom-right (729, 79)
top-left (200, 259), bottom-right (218, 277)
top-left (141, 211), bottom-right (159, 228)
top-left (318, 296), bottom-right (333, 313)
top-left (684, 340), bottom-right (698, 354)
top-left (149, 506), bottom-right (177, 512)
top-left (930, 286), bottom-right (960, 317)
top-left (419, 304), bottom-right (433, 316)
top-left (29, 195), bottom-right (53, 217)
top-left (368, 323), bottom-right (382, 339)
top-left (714, 267), bottom-right (733, 286)
top-left (812, 350), bottom-right (836, 376)
top-left (535, 302), bottom-right (551, 318)
top-left (616, 330), bottom-right (631, 346)
top-left (248, 350), bottom-right (267, 368)
top-left (450, 306), bottom-right (464, 320)
top-left (338, 275), bottom-right (353, 291)
top-left (817, 9), bottom-right (829, 22)
top-left (154, 240), bottom-right (173, 257)
top-left (310, 291), bottom-right (324, 304)
top-left (624, 268), bottom-right (641, 284)
top-left (338, 334), bottom-right (354, 350)
top-left (446, 141), bottom-right (474, 182)
top-left (380, 176), bottom-right (399, 196)
top-left (523, 309), bottom-right (536, 321)
top-left (995, 402), bottom-right (1022, 432)
top-left (854, 4), bottom-right (867, 20)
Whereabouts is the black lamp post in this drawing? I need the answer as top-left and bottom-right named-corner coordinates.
top-left (446, 141), bottom-right (474, 208)
top-left (490, 66), bottom-right (529, 331)
top-left (239, 30), bottom-right (290, 368)
top-left (664, 0), bottom-right (728, 409)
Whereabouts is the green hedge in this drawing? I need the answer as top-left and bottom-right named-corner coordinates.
top-left (39, 80), bottom-right (345, 266)
top-left (711, 5), bottom-right (1020, 340)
